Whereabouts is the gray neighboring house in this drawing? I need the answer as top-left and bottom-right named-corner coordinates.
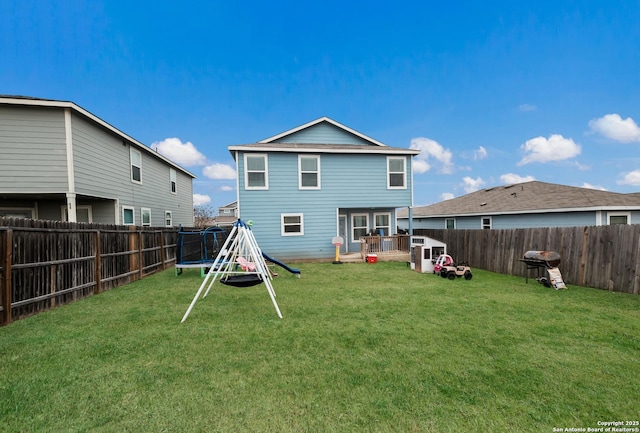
top-left (0, 95), bottom-right (196, 226)
top-left (398, 181), bottom-right (640, 230)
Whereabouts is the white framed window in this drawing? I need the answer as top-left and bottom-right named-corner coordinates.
top-left (374, 212), bottom-right (391, 236)
top-left (141, 208), bottom-right (151, 226)
top-left (608, 212), bottom-right (630, 225)
top-left (352, 213), bottom-right (369, 242)
top-left (445, 218), bottom-right (456, 229)
top-left (61, 205), bottom-right (93, 223)
top-left (0, 207), bottom-right (35, 219)
top-left (244, 154), bottom-right (268, 190)
top-left (299, 155), bottom-right (320, 189)
top-left (130, 148), bottom-right (142, 183)
top-left (123, 206), bottom-right (135, 225)
top-left (165, 210), bottom-right (173, 227)
top-left (170, 168), bottom-right (177, 194)
top-left (481, 216), bottom-right (492, 229)
top-left (387, 156), bottom-right (406, 189)
top-left (281, 213), bottom-right (304, 236)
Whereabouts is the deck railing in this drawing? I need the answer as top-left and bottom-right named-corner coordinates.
top-left (359, 234), bottom-right (410, 258)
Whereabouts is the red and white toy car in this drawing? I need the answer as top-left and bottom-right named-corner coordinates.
top-left (432, 254), bottom-right (454, 274)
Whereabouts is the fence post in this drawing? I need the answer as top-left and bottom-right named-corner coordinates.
top-left (159, 230), bottom-right (166, 270)
top-left (138, 231), bottom-right (143, 280)
top-left (2, 229), bottom-right (13, 326)
top-left (95, 230), bottom-right (102, 294)
top-left (579, 227), bottom-right (589, 287)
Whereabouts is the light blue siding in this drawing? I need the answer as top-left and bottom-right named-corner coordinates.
top-left (273, 122), bottom-right (377, 145)
top-left (237, 152), bottom-right (412, 259)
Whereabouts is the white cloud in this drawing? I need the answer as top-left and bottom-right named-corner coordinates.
top-left (519, 104), bottom-right (537, 112)
top-left (220, 185), bottom-right (234, 192)
top-left (151, 137), bottom-right (207, 166)
top-left (588, 113), bottom-right (640, 143)
top-left (203, 163), bottom-right (236, 180)
top-left (517, 134), bottom-right (581, 165)
top-left (462, 176), bottom-right (485, 193)
top-left (440, 192), bottom-right (455, 201)
top-left (500, 173), bottom-right (535, 184)
top-left (618, 170), bottom-right (640, 186)
top-left (410, 137), bottom-right (454, 174)
top-left (193, 194), bottom-right (211, 206)
top-left (473, 146), bottom-right (487, 160)
top-left (581, 182), bottom-right (607, 191)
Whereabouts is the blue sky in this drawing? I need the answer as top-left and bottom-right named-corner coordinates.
top-left (2, 1), bottom-right (640, 211)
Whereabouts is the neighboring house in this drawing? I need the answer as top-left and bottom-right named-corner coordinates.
top-left (398, 180), bottom-right (640, 230)
top-left (0, 95), bottom-right (196, 226)
top-left (213, 201), bottom-right (238, 227)
top-left (229, 117), bottom-right (420, 260)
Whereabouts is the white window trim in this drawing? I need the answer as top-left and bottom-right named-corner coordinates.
top-left (141, 208), bottom-right (152, 226)
top-left (122, 206), bottom-right (135, 226)
top-left (374, 212), bottom-right (391, 236)
top-left (481, 216), bottom-right (492, 229)
top-left (298, 155), bottom-right (321, 190)
top-left (387, 156), bottom-right (407, 190)
top-left (130, 148), bottom-right (142, 184)
top-left (244, 153), bottom-right (269, 190)
top-left (170, 168), bottom-right (177, 194)
top-left (281, 213), bottom-right (304, 236)
top-left (352, 213), bottom-right (369, 243)
top-left (445, 218), bottom-right (456, 229)
top-left (0, 207), bottom-right (36, 219)
top-left (165, 210), bottom-right (173, 227)
top-left (61, 205), bottom-right (93, 223)
top-left (608, 211), bottom-right (630, 225)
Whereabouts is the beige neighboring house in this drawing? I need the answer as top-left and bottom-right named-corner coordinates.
top-left (398, 181), bottom-right (640, 230)
top-left (213, 201), bottom-right (238, 227)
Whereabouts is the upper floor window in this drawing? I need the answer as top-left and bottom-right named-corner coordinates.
top-left (281, 213), bottom-right (304, 236)
top-left (245, 154), bottom-right (268, 190)
top-left (608, 212), bottom-right (630, 225)
top-left (481, 216), bottom-right (492, 229)
top-left (387, 157), bottom-right (406, 189)
top-left (170, 169), bottom-right (177, 194)
top-left (130, 148), bottom-right (142, 183)
top-left (299, 155), bottom-right (320, 189)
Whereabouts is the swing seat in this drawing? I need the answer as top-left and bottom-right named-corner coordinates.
top-left (220, 274), bottom-right (263, 287)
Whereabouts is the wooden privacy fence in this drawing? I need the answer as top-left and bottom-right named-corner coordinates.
top-left (415, 225), bottom-right (640, 295)
top-left (0, 218), bottom-right (178, 326)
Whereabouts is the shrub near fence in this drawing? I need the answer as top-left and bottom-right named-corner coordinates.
top-left (415, 225), bottom-right (640, 295)
top-left (0, 218), bottom-right (178, 326)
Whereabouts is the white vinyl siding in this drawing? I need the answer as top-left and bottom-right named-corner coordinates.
top-left (245, 154), bottom-right (268, 190)
top-left (281, 213), bottom-right (304, 236)
top-left (130, 148), bottom-right (142, 183)
top-left (299, 155), bottom-right (320, 189)
top-left (387, 156), bottom-right (406, 189)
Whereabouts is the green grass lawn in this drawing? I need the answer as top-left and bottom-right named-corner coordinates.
top-left (1, 262), bottom-right (639, 432)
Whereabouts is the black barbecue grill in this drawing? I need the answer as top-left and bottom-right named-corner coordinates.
top-left (519, 250), bottom-right (561, 284)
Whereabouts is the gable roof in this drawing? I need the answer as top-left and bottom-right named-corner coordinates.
top-left (258, 116), bottom-right (387, 146)
top-left (229, 117), bottom-right (420, 157)
top-left (0, 95), bottom-right (196, 178)
top-left (401, 181), bottom-right (640, 218)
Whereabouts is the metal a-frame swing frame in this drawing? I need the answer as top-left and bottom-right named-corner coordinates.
top-left (180, 219), bottom-right (282, 322)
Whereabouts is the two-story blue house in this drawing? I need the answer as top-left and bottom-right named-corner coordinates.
top-left (228, 117), bottom-right (420, 261)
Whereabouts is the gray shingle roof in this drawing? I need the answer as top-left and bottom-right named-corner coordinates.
top-left (403, 181), bottom-right (640, 218)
